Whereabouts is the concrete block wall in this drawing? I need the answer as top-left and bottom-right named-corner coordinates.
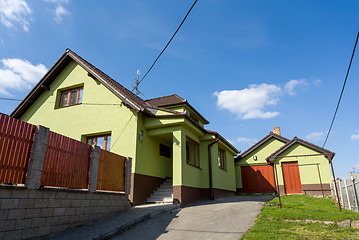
top-left (0, 186), bottom-right (129, 239)
top-left (0, 124), bottom-right (132, 239)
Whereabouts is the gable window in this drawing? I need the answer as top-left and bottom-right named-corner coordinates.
top-left (160, 144), bottom-right (171, 158)
top-left (186, 137), bottom-right (200, 168)
top-left (218, 147), bottom-right (226, 170)
top-left (87, 134), bottom-right (111, 151)
top-left (59, 87), bottom-right (83, 108)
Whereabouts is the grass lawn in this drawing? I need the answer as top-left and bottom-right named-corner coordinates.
top-left (242, 195), bottom-right (359, 239)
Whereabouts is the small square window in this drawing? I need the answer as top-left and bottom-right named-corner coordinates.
top-left (87, 134), bottom-right (111, 151)
top-left (59, 87), bottom-right (83, 108)
top-left (160, 144), bottom-right (171, 158)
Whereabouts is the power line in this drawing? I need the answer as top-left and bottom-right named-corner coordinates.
top-left (322, 32), bottom-right (359, 148)
top-left (0, 97), bottom-right (120, 106)
top-left (131, 0), bottom-right (198, 92)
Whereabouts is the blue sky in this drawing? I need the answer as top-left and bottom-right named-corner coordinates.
top-left (0, 0), bottom-right (359, 179)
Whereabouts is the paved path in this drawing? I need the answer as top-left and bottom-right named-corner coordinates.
top-left (46, 203), bottom-right (179, 240)
top-left (112, 195), bottom-right (274, 240)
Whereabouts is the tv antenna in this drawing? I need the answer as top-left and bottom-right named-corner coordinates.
top-left (131, 70), bottom-right (142, 96)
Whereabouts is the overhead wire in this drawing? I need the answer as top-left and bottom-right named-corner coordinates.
top-left (322, 32), bottom-right (359, 148)
top-left (131, 0), bottom-right (198, 91)
top-left (0, 97), bottom-right (121, 106)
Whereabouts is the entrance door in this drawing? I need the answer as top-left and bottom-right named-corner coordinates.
top-left (282, 161), bottom-right (302, 194)
top-left (241, 165), bottom-right (275, 193)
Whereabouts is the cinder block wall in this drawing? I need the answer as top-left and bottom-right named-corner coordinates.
top-left (0, 186), bottom-right (129, 239)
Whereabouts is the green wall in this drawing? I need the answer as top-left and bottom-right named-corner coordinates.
top-left (235, 138), bottom-right (286, 188)
top-left (20, 60), bottom-right (138, 171)
top-left (18, 59), bottom-right (239, 193)
top-left (274, 143), bottom-right (332, 185)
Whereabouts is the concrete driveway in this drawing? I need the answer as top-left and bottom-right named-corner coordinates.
top-left (112, 195), bottom-right (274, 240)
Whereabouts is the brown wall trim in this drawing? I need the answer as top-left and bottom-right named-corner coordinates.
top-left (173, 185), bottom-right (235, 206)
top-left (277, 183), bottom-right (331, 196)
top-left (213, 188), bottom-right (235, 199)
top-left (129, 173), bottom-right (165, 205)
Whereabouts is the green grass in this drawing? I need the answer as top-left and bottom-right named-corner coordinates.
top-left (242, 195), bottom-right (359, 240)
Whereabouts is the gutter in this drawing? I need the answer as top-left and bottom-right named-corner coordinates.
top-left (208, 134), bottom-right (219, 200)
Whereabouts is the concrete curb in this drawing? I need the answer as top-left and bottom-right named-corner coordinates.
top-left (95, 204), bottom-right (180, 240)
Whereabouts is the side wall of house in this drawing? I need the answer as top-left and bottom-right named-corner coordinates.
top-left (235, 138), bottom-right (286, 190)
top-left (275, 143), bottom-right (332, 195)
top-left (19, 60), bottom-right (138, 164)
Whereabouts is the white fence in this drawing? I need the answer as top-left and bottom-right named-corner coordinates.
top-left (331, 173), bottom-right (359, 212)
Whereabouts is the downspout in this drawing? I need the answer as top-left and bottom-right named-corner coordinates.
top-left (208, 134), bottom-right (220, 200)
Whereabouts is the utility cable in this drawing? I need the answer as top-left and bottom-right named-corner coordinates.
top-left (131, 0), bottom-right (198, 91)
top-left (0, 97), bottom-right (120, 106)
top-left (322, 32), bottom-right (359, 148)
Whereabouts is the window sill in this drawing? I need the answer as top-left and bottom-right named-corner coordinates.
top-left (56, 103), bottom-right (82, 109)
top-left (186, 162), bottom-right (201, 170)
top-left (219, 167), bottom-right (227, 172)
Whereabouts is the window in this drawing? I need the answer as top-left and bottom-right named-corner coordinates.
top-left (59, 87), bottom-right (83, 108)
top-left (160, 144), bottom-right (171, 158)
top-left (186, 137), bottom-right (200, 167)
top-left (87, 134), bottom-right (111, 151)
top-left (218, 147), bottom-right (226, 170)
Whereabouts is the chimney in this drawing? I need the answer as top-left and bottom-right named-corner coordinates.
top-left (273, 127), bottom-right (281, 136)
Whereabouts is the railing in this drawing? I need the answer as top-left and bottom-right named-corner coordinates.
top-left (0, 114), bottom-right (35, 184)
top-left (41, 131), bottom-right (92, 189)
top-left (97, 149), bottom-right (126, 192)
top-left (332, 173), bottom-right (359, 212)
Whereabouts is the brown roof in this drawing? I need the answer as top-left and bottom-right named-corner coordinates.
top-left (146, 94), bottom-right (209, 124)
top-left (145, 94), bottom-right (186, 107)
top-left (206, 130), bottom-right (239, 153)
top-left (235, 132), bottom-right (290, 162)
top-left (11, 49), bottom-right (159, 118)
top-left (266, 137), bottom-right (335, 163)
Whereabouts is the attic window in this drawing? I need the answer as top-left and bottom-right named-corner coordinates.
top-left (59, 87), bottom-right (83, 108)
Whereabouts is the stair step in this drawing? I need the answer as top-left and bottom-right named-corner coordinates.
top-left (150, 193), bottom-right (173, 198)
top-left (145, 179), bottom-right (174, 204)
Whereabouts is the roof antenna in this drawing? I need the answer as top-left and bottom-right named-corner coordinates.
top-left (131, 70), bottom-right (142, 96)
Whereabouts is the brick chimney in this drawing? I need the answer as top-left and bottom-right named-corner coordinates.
top-left (273, 127), bottom-right (281, 136)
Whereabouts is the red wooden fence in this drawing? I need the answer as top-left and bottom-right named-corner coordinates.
top-left (97, 149), bottom-right (126, 192)
top-left (0, 114), bottom-right (35, 184)
top-left (41, 131), bottom-right (91, 189)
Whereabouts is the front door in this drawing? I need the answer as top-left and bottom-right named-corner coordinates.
top-left (282, 161), bottom-right (302, 194)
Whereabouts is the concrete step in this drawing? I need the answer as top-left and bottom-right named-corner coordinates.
top-left (146, 197), bottom-right (173, 203)
top-left (150, 193), bottom-right (173, 198)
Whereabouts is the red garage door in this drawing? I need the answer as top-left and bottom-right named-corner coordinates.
top-left (241, 165), bottom-right (275, 193)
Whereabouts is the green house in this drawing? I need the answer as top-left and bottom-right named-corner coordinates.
top-left (11, 49), bottom-right (239, 205)
top-left (235, 128), bottom-right (335, 196)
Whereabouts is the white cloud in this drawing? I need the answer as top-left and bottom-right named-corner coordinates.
top-left (44, 0), bottom-right (70, 23)
top-left (0, 0), bottom-right (32, 32)
top-left (0, 58), bottom-right (47, 96)
top-left (351, 134), bottom-right (359, 140)
top-left (214, 83), bottom-right (281, 119)
top-left (285, 79), bottom-right (307, 96)
top-left (313, 79), bottom-right (322, 85)
top-left (237, 137), bottom-right (258, 145)
top-left (306, 132), bottom-right (324, 141)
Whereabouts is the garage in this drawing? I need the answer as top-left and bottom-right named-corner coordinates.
top-left (241, 165), bottom-right (275, 193)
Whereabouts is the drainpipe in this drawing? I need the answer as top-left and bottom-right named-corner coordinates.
top-left (208, 134), bottom-right (219, 200)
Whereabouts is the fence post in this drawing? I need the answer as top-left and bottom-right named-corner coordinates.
top-left (344, 179), bottom-right (352, 210)
top-left (88, 145), bottom-right (100, 192)
top-left (125, 157), bottom-right (132, 195)
top-left (338, 180), bottom-right (343, 208)
top-left (25, 125), bottom-right (49, 189)
top-left (351, 176), bottom-right (359, 212)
